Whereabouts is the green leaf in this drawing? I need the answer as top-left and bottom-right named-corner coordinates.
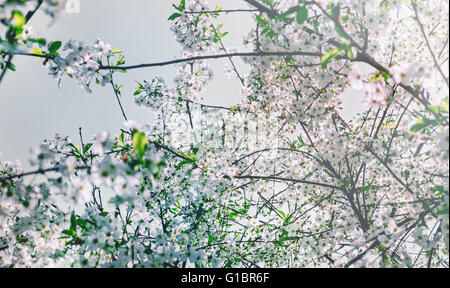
top-left (428, 102), bottom-right (449, 114)
top-left (30, 47), bottom-right (44, 55)
top-left (370, 71), bottom-right (391, 82)
top-left (320, 48), bottom-right (341, 69)
top-left (29, 38), bottom-right (46, 46)
top-left (132, 131), bottom-right (148, 156)
top-left (117, 54), bottom-right (125, 65)
top-left (168, 12), bottom-right (182, 20)
top-left (297, 135), bottom-right (305, 148)
top-left (256, 15), bottom-right (267, 27)
top-left (70, 211), bottom-right (77, 232)
top-left (296, 6), bottom-right (308, 25)
top-left (119, 132), bottom-right (125, 144)
top-left (435, 203), bottom-right (449, 216)
top-left (176, 159), bottom-right (194, 169)
top-left (76, 218), bottom-right (87, 228)
top-left (48, 41), bottom-right (62, 54)
top-left (173, 0), bottom-right (185, 11)
top-left (410, 118), bottom-right (429, 132)
top-left (279, 236), bottom-right (296, 242)
top-left (7, 62), bottom-right (16, 71)
top-left (441, 98), bottom-right (449, 113)
top-left (427, 105), bottom-right (442, 114)
top-left (380, 71), bottom-right (391, 80)
top-left (12, 11), bottom-right (26, 28)
top-left (82, 143), bottom-right (93, 154)
top-left (313, 19), bottom-right (319, 33)
top-left (346, 48), bottom-right (355, 60)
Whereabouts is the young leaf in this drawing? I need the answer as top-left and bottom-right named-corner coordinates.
top-left (296, 6), bottom-right (308, 25)
top-left (132, 131), bottom-right (148, 156)
top-left (410, 118), bottom-right (429, 132)
top-left (12, 11), bottom-right (26, 28)
top-left (29, 38), bottom-right (47, 46)
top-left (82, 143), bottom-right (93, 154)
top-left (320, 48), bottom-right (341, 69)
top-left (119, 132), bottom-right (125, 144)
top-left (48, 41), bottom-right (62, 54)
top-left (70, 211), bottom-right (77, 232)
top-left (346, 48), bottom-right (355, 60)
top-left (256, 15), bottom-right (267, 27)
top-left (168, 12), bottom-right (181, 20)
top-left (8, 62), bottom-right (16, 71)
top-left (31, 47), bottom-right (44, 56)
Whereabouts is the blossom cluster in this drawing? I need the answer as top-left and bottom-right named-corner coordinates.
top-left (0, 0), bottom-right (448, 268)
top-left (45, 39), bottom-right (117, 93)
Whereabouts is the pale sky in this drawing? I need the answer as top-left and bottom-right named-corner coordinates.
top-left (0, 0), bottom-right (364, 170)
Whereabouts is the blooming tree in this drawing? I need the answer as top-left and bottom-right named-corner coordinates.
top-left (0, 0), bottom-right (448, 268)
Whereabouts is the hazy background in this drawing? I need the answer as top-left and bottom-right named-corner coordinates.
top-left (0, 0), bottom-right (364, 171)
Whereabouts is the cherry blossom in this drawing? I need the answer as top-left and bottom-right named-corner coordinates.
top-left (0, 0), bottom-right (448, 268)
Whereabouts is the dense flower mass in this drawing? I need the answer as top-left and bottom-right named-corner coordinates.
top-left (0, 0), bottom-right (449, 268)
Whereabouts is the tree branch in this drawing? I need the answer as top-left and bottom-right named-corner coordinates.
top-left (235, 174), bottom-right (339, 189)
top-left (99, 51), bottom-right (329, 71)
